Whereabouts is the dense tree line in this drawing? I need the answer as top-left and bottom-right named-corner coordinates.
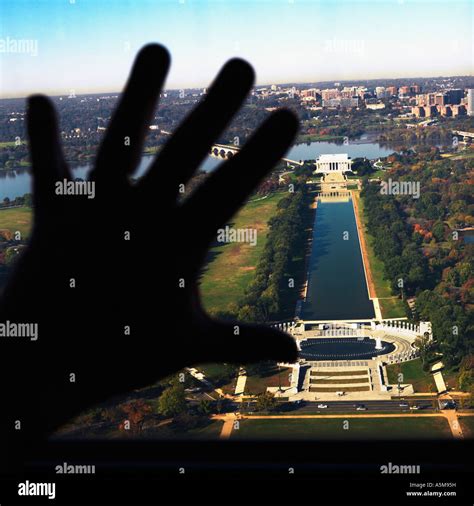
top-left (236, 185), bottom-right (311, 323)
top-left (0, 193), bottom-right (32, 208)
top-left (361, 152), bottom-right (473, 368)
top-left (361, 182), bottom-right (430, 296)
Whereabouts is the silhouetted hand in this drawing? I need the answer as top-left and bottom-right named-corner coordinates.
top-left (0, 44), bottom-right (298, 459)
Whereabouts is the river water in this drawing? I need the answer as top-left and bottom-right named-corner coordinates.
top-left (0, 140), bottom-right (394, 201)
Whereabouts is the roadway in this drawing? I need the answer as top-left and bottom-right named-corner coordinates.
top-left (239, 399), bottom-right (436, 414)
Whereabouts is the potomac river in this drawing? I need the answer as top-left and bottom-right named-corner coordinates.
top-left (0, 139), bottom-right (394, 201)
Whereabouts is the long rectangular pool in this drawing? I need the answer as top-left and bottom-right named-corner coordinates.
top-left (301, 198), bottom-right (375, 320)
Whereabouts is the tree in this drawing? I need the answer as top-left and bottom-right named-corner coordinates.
top-left (158, 385), bottom-right (187, 417)
top-left (432, 221), bottom-right (445, 242)
top-left (415, 334), bottom-right (432, 370)
top-left (198, 399), bottom-right (212, 415)
top-left (120, 400), bottom-right (152, 433)
top-left (255, 391), bottom-right (276, 412)
top-left (5, 247), bottom-right (21, 266)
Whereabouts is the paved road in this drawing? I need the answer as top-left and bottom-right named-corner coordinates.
top-left (240, 399), bottom-right (435, 414)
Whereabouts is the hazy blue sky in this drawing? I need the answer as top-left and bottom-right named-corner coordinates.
top-left (0, 0), bottom-right (472, 98)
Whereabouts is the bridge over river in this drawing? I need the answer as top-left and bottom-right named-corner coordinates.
top-left (210, 143), bottom-right (304, 166)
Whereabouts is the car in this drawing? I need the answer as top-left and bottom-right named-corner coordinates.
top-left (336, 391), bottom-right (345, 396)
top-left (409, 405), bottom-right (420, 410)
top-left (317, 404), bottom-right (328, 409)
top-left (399, 403), bottom-right (409, 408)
top-left (356, 405), bottom-right (366, 411)
top-left (184, 387), bottom-right (201, 393)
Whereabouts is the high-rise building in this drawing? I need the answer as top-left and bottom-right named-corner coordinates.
top-left (375, 86), bottom-right (389, 99)
top-left (423, 105), bottom-right (437, 117)
top-left (451, 104), bottom-right (467, 117)
top-left (467, 89), bottom-right (474, 116)
top-left (445, 89), bottom-right (464, 105)
top-left (387, 86), bottom-right (398, 96)
top-left (412, 106), bottom-right (425, 117)
top-left (399, 86), bottom-right (411, 97)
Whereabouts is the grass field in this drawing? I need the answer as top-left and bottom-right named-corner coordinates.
top-left (199, 192), bottom-right (286, 314)
top-left (353, 191), bottom-right (405, 318)
top-left (386, 358), bottom-right (436, 393)
top-left (0, 206), bottom-right (32, 239)
top-left (175, 420), bottom-right (224, 439)
top-left (459, 416), bottom-right (474, 439)
top-left (231, 416), bottom-right (452, 440)
top-left (244, 367), bottom-right (291, 395)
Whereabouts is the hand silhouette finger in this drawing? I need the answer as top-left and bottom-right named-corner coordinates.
top-left (27, 95), bottom-right (69, 216)
top-left (194, 318), bottom-right (298, 365)
top-left (182, 109), bottom-right (298, 251)
top-left (91, 44), bottom-right (170, 188)
top-left (138, 58), bottom-right (254, 202)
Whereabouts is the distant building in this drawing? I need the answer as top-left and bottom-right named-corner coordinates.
top-left (399, 86), bottom-right (411, 97)
top-left (423, 105), bottom-right (438, 117)
top-left (467, 89), bottom-right (474, 116)
top-left (387, 86), bottom-right (398, 96)
top-left (321, 88), bottom-right (341, 101)
top-left (323, 97), bottom-right (358, 108)
top-left (437, 105), bottom-right (452, 117)
top-left (451, 104), bottom-right (467, 117)
top-left (412, 106), bottom-right (425, 117)
top-left (315, 153), bottom-right (352, 173)
top-left (301, 88), bottom-right (321, 100)
top-left (399, 85), bottom-right (419, 97)
top-left (366, 103), bottom-right (385, 110)
top-left (375, 86), bottom-right (389, 99)
top-left (445, 89), bottom-right (463, 105)
top-left (434, 93), bottom-right (447, 106)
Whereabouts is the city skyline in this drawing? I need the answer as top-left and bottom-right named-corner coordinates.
top-left (0, 0), bottom-right (472, 99)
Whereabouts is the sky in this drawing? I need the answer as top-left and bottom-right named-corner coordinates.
top-left (0, 0), bottom-right (472, 98)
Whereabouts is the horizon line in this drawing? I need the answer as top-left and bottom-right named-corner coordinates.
top-left (1, 73), bottom-right (473, 101)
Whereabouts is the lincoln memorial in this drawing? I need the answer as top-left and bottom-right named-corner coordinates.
top-left (315, 153), bottom-right (352, 173)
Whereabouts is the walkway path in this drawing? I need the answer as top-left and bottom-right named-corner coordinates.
top-left (218, 414), bottom-right (240, 439)
top-left (351, 191), bottom-right (377, 301)
top-left (234, 368), bottom-right (247, 395)
top-left (442, 410), bottom-right (464, 439)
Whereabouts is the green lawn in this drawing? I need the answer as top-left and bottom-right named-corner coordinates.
top-left (0, 206), bottom-right (32, 239)
top-left (231, 416), bottom-right (452, 440)
top-left (459, 416), bottom-right (474, 439)
top-left (199, 192), bottom-right (286, 314)
top-left (175, 420), bottom-right (224, 439)
top-left (354, 191), bottom-right (405, 318)
top-left (386, 358), bottom-right (436, 393)
top-left (244, 367), bottom-right (291, 395)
